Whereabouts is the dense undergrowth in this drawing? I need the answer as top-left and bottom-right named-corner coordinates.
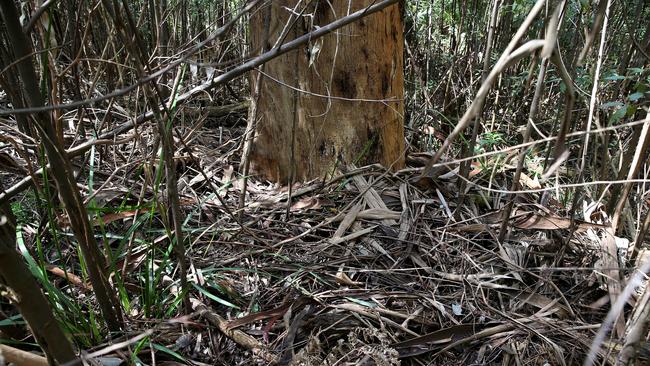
top-left (0, 0), bottom-right (649, 365)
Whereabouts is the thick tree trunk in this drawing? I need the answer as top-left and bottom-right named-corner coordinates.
top-left (249, 1), bottom-right (405, 183)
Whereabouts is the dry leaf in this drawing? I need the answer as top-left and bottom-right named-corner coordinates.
top-left (468, 162), bottom-right (483, 178)
top-left (509, 289), bottom-right (570, 318)
top-left (356, 208), bottom-right (401, 221)
top-left (46, 265), bottom-right (91, 290)
top-left (222, 165), bottom-right (234, 183)
top-left (513, 213), bottom-right (572, 230)
top-left (511, 212), bottom-right (608, 231)
top-left (393, 324), bottom-right (482, 357)
top-left (334, 271), bottom-right (360, 286)
top-left (519, 173), bottom-right (541, 189)
top-left (94, 209), bottom-right (141, 226)
top-left (290, 196), bottom-right (322, 211)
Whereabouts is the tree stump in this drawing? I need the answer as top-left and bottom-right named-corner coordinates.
top-left (249, 1), bottom-right (405, 183)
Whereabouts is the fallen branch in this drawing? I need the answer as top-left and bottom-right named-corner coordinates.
top-left (0, 344), bottom-right (48, 366)
top-left (182, 101), bottom-right (249, 119)
top-left (191, 299), bottom-right (278, 364)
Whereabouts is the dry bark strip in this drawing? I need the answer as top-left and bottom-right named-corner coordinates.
top-left (333, 203), bottom-right (363, 239)
top-left (350, 173), bottom-right (398, 226)
top-left (329, 225), bottom-right (377, 245)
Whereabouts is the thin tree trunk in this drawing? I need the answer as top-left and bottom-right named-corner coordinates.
top-left (0, 0), bottom-right (124, 332)
top-left (101, 0), bottom-right (191, 312)
top-left (0, 182), bottom-right (78, 365)
top-left (457, 0), bottom-right (500, 195)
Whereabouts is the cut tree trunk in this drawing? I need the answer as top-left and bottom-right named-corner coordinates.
top-left (249, 1), bottom-right (405, 183)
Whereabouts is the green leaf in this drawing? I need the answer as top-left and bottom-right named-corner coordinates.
top-left (151, 343), bottom-right (187, 363)
top-left (604, 74), bottom-right (625, 81)
top-left (192, 283), bottom-right (240, 309)
top-left (628, 92), bottom-right (644, 102)
top-left (132, 337), bottom-right (149, 365)
top-left (0, 338), bottom-right (39, 347)
top-left (629, 67), bottom-right (645, 74)
top-left (0, 314), bottom-right (25, 327)
top-left (16, 229), bottom-right (47, 281)
top-left (601, 101), bottom-right (624, 109)
top-left (609, 104), bottom-right (628, 123)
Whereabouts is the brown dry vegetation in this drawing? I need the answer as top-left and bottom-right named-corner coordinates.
top-left (0, 0), bottom-right (650, 365)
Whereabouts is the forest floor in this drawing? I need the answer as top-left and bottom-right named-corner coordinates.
top-left (1, 106), bottom-right (639, 366)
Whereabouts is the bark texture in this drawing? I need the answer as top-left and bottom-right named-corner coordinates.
top-left (250, 1), bottom-right (405, 183)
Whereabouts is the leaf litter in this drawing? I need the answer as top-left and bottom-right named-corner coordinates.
top-left (1, 113), bottom-right (647, 366)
